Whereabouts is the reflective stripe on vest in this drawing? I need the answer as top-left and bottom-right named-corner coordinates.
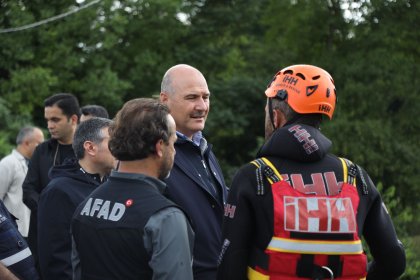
top-left (248, 266), bottom-right (367, 280)
top-left (267, 237), bottom-right (363, 255)
top-left (1, 247), bottom-right (32, 266)
top-left (248, 266), bottom-right (269, 280)
top-left (251, 158), bottom-right (284, 184)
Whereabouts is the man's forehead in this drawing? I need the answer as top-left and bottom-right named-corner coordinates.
top-left (185, 88), bottom-right (210, 95)
top-left (45, 104), bottom-right (64, 111)
top-left (173, 81), bottom-right (209, 94)
top-left (44, 105), bottom-right (65, 117)
top-left (171, 70), bottom-right (207, 87)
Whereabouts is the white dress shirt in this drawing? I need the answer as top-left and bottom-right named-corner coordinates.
top-left (0, 149), bottom-right (31, 237)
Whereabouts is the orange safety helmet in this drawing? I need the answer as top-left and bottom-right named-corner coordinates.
top-left (265, 64), bottom-right (337, 119)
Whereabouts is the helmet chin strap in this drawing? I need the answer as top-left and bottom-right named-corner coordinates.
top-left (267, 89), bottom-right (288, 130)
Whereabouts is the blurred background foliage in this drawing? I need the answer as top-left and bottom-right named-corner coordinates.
top-left (0, 0), bottom-right (418, 278)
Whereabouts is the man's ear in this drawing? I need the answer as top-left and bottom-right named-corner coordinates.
top-left (155, 139), bottom-right (164, 158)
top-left (70, 114), bottom-right (79, 125)
top-left (160, 92), bottom-right (168, 103)
top-left (83, 141), bottom-right (96, 156)
top-left (23, 139), bottom-right (31, 147)
top-left (273, 108), bottom-right (287, 128)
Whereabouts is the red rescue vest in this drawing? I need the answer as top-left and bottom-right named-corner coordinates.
top-left (248, 157), bottom-right (367, 280)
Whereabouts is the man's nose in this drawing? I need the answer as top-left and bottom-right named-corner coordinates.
top-left (195, 97), bottom-right (208, 111)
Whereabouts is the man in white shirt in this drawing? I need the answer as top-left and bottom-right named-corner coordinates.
top-left (0, 126), bottom-right (44, 237)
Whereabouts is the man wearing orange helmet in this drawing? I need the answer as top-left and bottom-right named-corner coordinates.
top-left (217, 65), bottom-right (406, 280)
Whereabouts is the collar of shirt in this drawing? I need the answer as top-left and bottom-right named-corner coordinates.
top-left (110, 170), bottom-right (167, 194)
top-left (79, 166), bottom-right (103, 184)
top-left (12, 149), bottom-right (25, 160)
top-left (12, 149), bottom-right (28, 165)
top-left (176, 131), bottom-right (208, 156)
top-left (176, 131), bottom-right (203, 147)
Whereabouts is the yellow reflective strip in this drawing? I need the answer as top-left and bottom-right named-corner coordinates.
top-left (251, 160), bottom-right (275, 184)
top-left (251, 160), bottom-right (261, 168)
top-left (267, 237), bottom-right (363, 255)
top-left (261, 157), bottom-right (283, 181)
top-left (339, 157), bottom-right (348, 183)
top-left (247, 266), bottom-right (269, 280)
top-left (339, 158), bottom-right (357, 187)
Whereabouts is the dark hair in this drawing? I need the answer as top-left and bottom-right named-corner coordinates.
top-left (16, 126), bottom-right (36, 145)
top-left (109, 98), bottom-right (171, 161)
top-left (72, 118), bottom-right (113, 159)
top-left (44, 93), bottom-right (81, 119)
top-left (81, 105), bottom-right (109, 119)
top-left (272, 99), bottom-right (323, 128)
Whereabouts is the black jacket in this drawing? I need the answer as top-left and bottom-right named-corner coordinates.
top-left (71, 172), bottom-right (193, 280)
top-left (37, 158), bottom-right (101, 280)
top-left (164, 134), bottom-right (228, 280)
top-left (22, 138), bottom-right (75, 262)
top-left (23, 139), bottom-right (75, 211)
top-left (217, 124), bottom-right (406, 280)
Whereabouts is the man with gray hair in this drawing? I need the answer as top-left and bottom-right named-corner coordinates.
top-left (160, 64), bottom-right (228, 279)
top-left (0, 126), bottom-right (44, 237)
top-left (37, 118), bottom-right (116, 280)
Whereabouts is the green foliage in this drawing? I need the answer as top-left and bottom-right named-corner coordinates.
top-left (374, 183), bottom-right (420, 280)
top-left (327, 0), bottom-right (420, 209)
top-left (205, 75), bottom-right (266, 184)
top-left (2, 67), bottom-right (58, 116)
top-left (262, 0), bottom-right (349, 68)
top-left (0, 97), bottom-right (32, 157)
top-left (0, 1), bottom-right (418, 277)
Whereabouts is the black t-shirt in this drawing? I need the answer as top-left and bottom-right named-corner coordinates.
top-left (53, 143), bottom-right (75, 166)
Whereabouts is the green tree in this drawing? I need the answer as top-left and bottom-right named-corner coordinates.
top-left (1, 1), bottom-right (419, 276)
top-left (328, 0), bottom-right (420, 212)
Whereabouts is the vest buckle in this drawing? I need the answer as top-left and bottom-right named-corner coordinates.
top-left (320, 266), bottom-right (334, 280)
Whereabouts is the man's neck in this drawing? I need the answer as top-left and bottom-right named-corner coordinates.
top-left (177, 130), bottom-right (193, 140)
top-left (118, 159), bottom-right (159, 179)
top-left (15, 145), bottom-right (29, 159)
top-left (57, 138), bottom-right (72, 145)
top-left (57, 128), bottom-right (76, 145)
top-left (79, 159), bottom-right (102, 179)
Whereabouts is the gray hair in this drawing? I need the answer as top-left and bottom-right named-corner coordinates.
top-left (72, 117), bottom-right (112, 159)
top-left (161, 69), bottom-right (175, 94)
top-left (271, 99), bottom-right (298, 122)
top-left (16, 126), bottom-right (37, 145)
top-left (271, 98), bottom-right (323, 128)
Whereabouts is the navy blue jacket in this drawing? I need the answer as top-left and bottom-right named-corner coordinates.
top-left (37, 158), bottom-right (101, 280)
top-left (0, 200), bottom-right (39, 279)
top-left (164, 135), bottom-right (228, 280)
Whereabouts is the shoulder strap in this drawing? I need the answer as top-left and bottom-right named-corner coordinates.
top-left (339, 157), bottom-right (368, 195)
top-left (339, 157), bottom-right (357, 186)
top-left (250, 157), bottom-right (283, 196)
